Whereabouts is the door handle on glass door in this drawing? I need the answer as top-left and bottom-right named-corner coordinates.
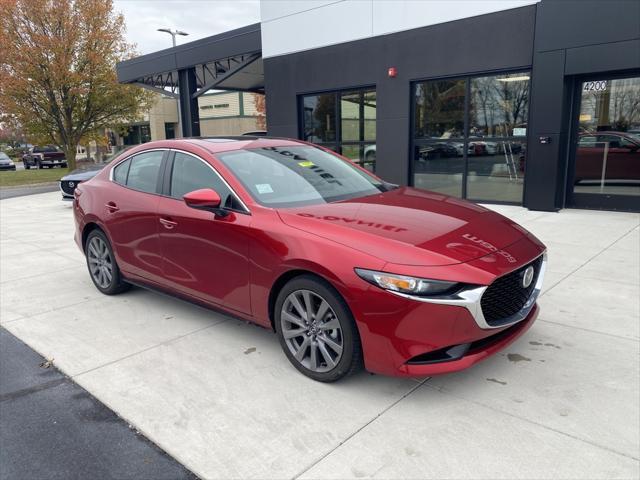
top-left (159, 218), bottom-right (178, 229)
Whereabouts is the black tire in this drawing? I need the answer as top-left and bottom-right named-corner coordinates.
top-left (274, 275), bottom-right (363, 382)
top-left (85, 229), bottom-right (130, 295)
top-left (23, 161), bottom-right (29, 170)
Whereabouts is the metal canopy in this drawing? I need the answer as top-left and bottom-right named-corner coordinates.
top-left (116, 23), bottom-right (264, 96)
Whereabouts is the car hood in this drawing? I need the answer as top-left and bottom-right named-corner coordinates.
top-left (277, 187), bottom-right (529, 266)
top-left (61, 168), bottom-right (103, 181)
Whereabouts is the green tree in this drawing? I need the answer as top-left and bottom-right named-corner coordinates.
top-left (0, 0), bottom-right (151, 169)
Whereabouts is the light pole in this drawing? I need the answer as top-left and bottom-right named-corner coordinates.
top-left (157, 28), bottom-right (189, 138)
top-left (157, 28), bottom-right (188, 47)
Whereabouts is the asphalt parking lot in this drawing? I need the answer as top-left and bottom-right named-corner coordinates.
top-left (1, 191), bottom-right (638, 479)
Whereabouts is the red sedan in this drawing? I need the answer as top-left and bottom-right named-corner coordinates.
top-left (73, 137), bottom-right (546, 382)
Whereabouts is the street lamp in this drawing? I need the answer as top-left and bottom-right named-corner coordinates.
top-left (157, 28), bottom-right (189, 138)
top-left (157, 28), bottom-right (189, 48)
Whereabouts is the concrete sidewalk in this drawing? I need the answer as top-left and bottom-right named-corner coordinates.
top-left (1, 192), bottom-right (638, 479)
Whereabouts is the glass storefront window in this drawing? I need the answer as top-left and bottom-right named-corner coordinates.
top-left (573, 76), bottom-right (640, 198)
top-left (414, 79), bottom-right (465, 139)
top-left (469, 73), bottom-right (530, 137)
top-left (300, 88), bottom-right (377, 171)
top-left (412, 71), bottom-right (529, 203)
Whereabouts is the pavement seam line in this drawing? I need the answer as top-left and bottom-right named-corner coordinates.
top-left (540, 223), bottom-right (640, 298)
top-left (1, 296), bottom-right (101, 324)
top-left (423, 382), bottom-right (640, 462)
top-left (71, 319), bottom-right (227, 379)
top-left (290, 378), bottom-right (430, 480)
top-left (0, 265), bottom-right (80, 285)
top-left (537, 318), bottom-right (639, 342)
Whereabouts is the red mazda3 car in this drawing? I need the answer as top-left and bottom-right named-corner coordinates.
top-left (73, 137), bottom-right (546, 382)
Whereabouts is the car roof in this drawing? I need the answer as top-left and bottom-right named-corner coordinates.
top-left (128, 136), bottom-right (307, 155)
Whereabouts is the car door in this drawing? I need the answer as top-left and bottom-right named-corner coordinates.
top-left (103, 150), bottom-right (166, 283)
top-left (156, 150), bottom-right (253, 315)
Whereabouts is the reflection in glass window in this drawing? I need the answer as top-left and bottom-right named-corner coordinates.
top-left (469, 73), bottom-right (530, 137)
top-left (414, 79), bottom-right (465, 139)
top-left (412, 72), bottom-right (530, 203)
top-left (302, 94), bottom-right (336, 143)
top-left (574, 76), bottom-right (640, 197)
top-left (300, 88), bottom-right (376, 172)
top-left (170, 152), bottom-right (230, 201)
top-left (126, 151), bottom-right (164, 194)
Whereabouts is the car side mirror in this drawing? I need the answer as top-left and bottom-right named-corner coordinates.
top-left (183, 189), bottom-right (229, 217)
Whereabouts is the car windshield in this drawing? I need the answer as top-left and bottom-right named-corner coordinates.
top-left (0, 152), bottom-right (10, 160)
top-left (217, 145), bottom-right (386, 208)
top-left (36, 146), bottom-right (58, 152)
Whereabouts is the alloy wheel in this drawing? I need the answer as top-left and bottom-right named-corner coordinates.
top-left (87, 236), bottom-right (113, 289)
top-left (280, 289), bottom-right (344, 373)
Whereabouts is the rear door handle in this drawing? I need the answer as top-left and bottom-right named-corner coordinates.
top-left (159, 217), bottom-right (178, 229)
top-left (105, 202), bottom-right (119, 213)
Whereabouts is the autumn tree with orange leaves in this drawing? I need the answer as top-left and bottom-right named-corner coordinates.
top-left (0, 0), bottom-right (151, 169)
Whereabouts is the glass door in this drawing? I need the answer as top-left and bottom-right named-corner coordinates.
top-left (569, 76), bottom-right (640, 210)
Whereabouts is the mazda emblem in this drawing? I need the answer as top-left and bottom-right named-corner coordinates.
top-left (68, 181), bottom-right (75, 188)
top-left (522, 265), bottom-right (535, 288)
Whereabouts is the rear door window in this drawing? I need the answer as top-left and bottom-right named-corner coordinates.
top-left (126, 151), bottom-right (164, 194)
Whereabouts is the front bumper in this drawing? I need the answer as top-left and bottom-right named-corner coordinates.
top-left (350, 235), bottom-right (546, 377)
top-left (0, 164), bottom-right (16, 170)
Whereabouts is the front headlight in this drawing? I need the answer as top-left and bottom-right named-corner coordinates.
top-left (355, 268), bottom-right (459, 297)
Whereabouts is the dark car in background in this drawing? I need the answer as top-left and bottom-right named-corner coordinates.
top-left (0, 152), bottom-right (16, 171)
top-left (59, 147), bottom-right (132, 199)
top-left (60, 165), bottom-right (104, 200)
top-left (22, 145), bottom-right (67, 169)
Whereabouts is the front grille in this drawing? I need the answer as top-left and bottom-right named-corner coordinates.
top-left (60, 180), bottom-right (77, 196)
top-left (481, 255), bottom-right (543, 326)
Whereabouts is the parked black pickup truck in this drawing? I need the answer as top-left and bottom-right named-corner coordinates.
top-left (22, 146), bottom-right (67, 169)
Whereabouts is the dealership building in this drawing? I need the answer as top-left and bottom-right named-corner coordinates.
top-left (116, 0), bottom-right (640, 212)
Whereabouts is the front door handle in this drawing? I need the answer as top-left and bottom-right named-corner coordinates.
top-left (105, 202), bottom-right (119, 213)
top-left (159, 217), bottom-right (178, 230)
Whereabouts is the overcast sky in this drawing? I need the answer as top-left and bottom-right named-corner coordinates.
top-left (113, 0), bottom-right (261, 54)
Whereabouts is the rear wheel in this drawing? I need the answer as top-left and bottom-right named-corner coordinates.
top-left (275, 275), bottom-right (362, 382)
top-left (85, 229), bottom-right (130, 295)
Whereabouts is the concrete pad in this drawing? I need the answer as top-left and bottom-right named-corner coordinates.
top-left (574, 246), bottom-right (640, 285)
top-left (538, 276), bottom-right (639, 340)
top-left (0, 248), bottom-right (79, 283)
top-left (3, 288), bottom-right (225, 376)
top-left (427, 320), bottom-right (639, 459)
top-left (299, 385), bottom-right (638, 480)
top-left (0, 264), bottom-right (102, 324)
top-left (75, 319), bottom-right (419, 480)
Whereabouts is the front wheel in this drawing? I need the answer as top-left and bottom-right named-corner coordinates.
top-left (23, 161), bottom-right (29, 170)
top-left (275, 275), bottom-right (362, 382)
top-left (85, 229), bottom-right (130, 295)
